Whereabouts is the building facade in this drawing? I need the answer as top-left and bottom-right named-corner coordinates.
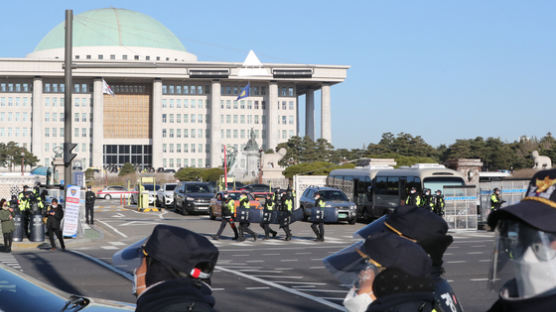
top-left (0, 8), bottom-right (348, 170)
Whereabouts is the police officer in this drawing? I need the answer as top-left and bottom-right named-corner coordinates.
top-left (490, 187), bottom-right (504, 211)
top-left (18, 185), bottom-right (31, 238)
top-left (238, 191), bottom-right (256, 242)
top-left (113, 225), bottom-right (218, 312)
top-left (212, 194), bottom-right (238, 240)
top-left (311, 192), bottom-right (325, 242)
top-left (45, 198), bottom-right (65, 251)
top-left (487, 169), bottom-right (556, 311)
top-left (32, 185), bottom-right (44, 213)
top-left (421, 188), bottom-right (434, 210)
top-left (85, 185), bottom-right (96, 225)
top-left (405, 186), bottom-right (421, 206)
top-left (433, 189), bottom-right (445, 216)
top-left (260, 193), bottom-right (278, 239)
top-left (280, 191), bottom-right (293, 241)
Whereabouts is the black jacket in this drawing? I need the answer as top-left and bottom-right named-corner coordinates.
top-left (367, 292), bottom-right (436, 312)
top-left (45, 205), bottom-right (64, 230)
top-left (85, 190), bottom-right (96, 207)
top-left (136, 278), bottom-right (215, 312)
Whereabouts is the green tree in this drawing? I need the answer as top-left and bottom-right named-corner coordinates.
top-left (174, 168), bottom-right (224, 182)
top-left (282, 161), bottom-right (355, 179)
top-left (118, 162), bottom-right (135, 176)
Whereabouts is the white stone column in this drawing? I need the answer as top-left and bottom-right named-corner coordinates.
top-left (296, 95), bottom-right (300, 136)
top-left (31, 77), bottom-right (43, 163)
top-left (92, 78), bottom-right (104, 169)
top-left (320, 83), bottom-right (331, 143)
top-left (152, 79), bottom-right (163, 169)
top-left (305, 90), bottom-right (315, 140)
top-left (266, 82), bottom-right (278, 149)
top-left (209, 80), bottom-right (221, 168)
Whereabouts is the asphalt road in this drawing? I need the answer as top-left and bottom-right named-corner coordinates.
top-left (3, 199), bottom-right (499, 311)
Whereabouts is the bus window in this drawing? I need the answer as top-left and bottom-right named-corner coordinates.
top-left (407, 176), bottom-right (421, 193)
top-left (424, 177), bottom-right (464, 192)
top-left (375, 176), bottom-right (388, 194)
top-left (387, 177), bottom-right (399, 195)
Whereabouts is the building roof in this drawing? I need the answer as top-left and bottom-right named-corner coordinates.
top-left (33, 8), bottom-right (186, 52)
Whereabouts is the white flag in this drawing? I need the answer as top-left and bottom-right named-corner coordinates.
top-left (102, 79), bottom-right (115, 96)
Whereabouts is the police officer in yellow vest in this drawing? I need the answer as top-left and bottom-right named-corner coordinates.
top-left (18, 185), bottom-right (31, 238)
top-left (311, 192), bottom-right (326, 241)
top-left (405, 186), bottom-right (422, 206)
top-left (238, 192), bottom-right (256, 242)
top-left (421, 188), bottom-right (434, 211)
top-left (490, 188), bottom-right (504, 211)
top-left (32, 186), bottom-right (45, 213)
top-left (212, 193), bottom-right (238, 240)
top-left (280, 191), bottom-right (293, 241)
top-left (260, 193), bottom-right (278, 239)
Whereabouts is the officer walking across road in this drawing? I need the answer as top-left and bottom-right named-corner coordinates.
top-left (238, 191), bottom-right (256, 242)
top-left (279, 191), bottom-right (293, 241)
top-left (45, 198), bottom-right (65, 251)
top-left (433, 189), bottom-right (445, 216)
top-left (260, 193), bottom-right (278, 240)
top-left (487, 169), bottom-right (556, 311)
top-left (311, 192), bottom-right (325, 242)
top-left (405, 186), bottom-right (422, 206)
top-left (85, 185), bottom-right (96, 225)
top-left (212, 194), bottom-right (238, 240)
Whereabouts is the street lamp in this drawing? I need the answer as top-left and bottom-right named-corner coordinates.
top-left (20, 151), bottom-right (25, 176)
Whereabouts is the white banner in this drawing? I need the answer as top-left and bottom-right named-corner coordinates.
top-left (62, 185), bottom-right (81, 237)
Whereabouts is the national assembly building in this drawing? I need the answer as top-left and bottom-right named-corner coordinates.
top-left (0, 8), bottom-right (348, 171)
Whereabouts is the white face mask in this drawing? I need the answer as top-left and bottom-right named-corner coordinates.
top-left (514, 246), bottom-right (556, 298)
top-left (343, 287), bottom-right (374, 312)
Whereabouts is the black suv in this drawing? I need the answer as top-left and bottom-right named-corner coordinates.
top-left (173, 182), bottom-right (214, 215)
top-left (299, 186), bottom-right (357, 224)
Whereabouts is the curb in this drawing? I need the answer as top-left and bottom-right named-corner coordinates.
top-left (11, 226), bottom-right (104, 250)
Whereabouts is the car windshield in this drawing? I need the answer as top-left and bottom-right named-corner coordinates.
top-left (165, 184), bottom-right (176, 191)
top-left (226, 192), bottom-right (253, 200)
top-left (143, 184), bottom-right (160, 191)
top-left (186, 184), bottom-right (211, 193)
top-left (320, 190), bottom-right (349, 201)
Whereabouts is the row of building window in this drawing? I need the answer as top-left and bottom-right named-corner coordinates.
top-left (44, 127), bottom-right (91, 138)
top-left (162, 114), bottom-right (208, 123)
top-left (161, 98), bottom-right (207, 109)
top-left (162, 143), bottom-right (207, 154)
top-left (222, 86), bottom-right (267, 96)
top-left (44, 83), bottom-right (90, 94)
top-left (75, 54), bottom-right (181, 62)
top-left (220, 129), bottom-right (263, 140)
top-left (0, 97), bottom-right (30, 107)
top-left (45, 143), bottom-right (90, 153)
top-left (0, 83), bottom-right (31, 93)
top-left (162, 128), bottom-right (208, 139)
top-left (163, 158), bottom-right (205, 169)
top-left (162, 85), bottom-right (208, 95)
top-left (220, 114), bottom-right (266, 125)
top-left (111, 85), bottom-right (149, 94)
top-left (279, 87), bottom-right (296, 97)
top-left (44, 113), bottom-right (92, 123)
top-left (44, 97), bottom-right (91, 108)
top-left (0, 128), bottom-right (29, 137)
top-left (0, 112), bottom-right (29, 122)
top-left (220, 100), bottom-right (266, 110)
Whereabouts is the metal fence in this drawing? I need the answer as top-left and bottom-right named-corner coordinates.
top-left (444, 185), bottom-right (479, 231)
top-left (478, 179), bottom-right (529, 222)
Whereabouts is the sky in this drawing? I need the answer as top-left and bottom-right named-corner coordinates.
top-left (1, 0), bottom-right (554, 149)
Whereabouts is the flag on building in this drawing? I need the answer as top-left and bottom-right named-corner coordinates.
top-left (102, 79), bottom-right (115, 96)
top-left (236, 82), bottom-right (250, 100)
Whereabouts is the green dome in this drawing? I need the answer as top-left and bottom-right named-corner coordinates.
top-left (34, 8), bottom-right (186, 52)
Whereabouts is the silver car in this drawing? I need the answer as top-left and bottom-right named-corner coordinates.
top-left (156, 183), bottom-right (177, 207)
top-left (96, 185), bottom-right (130, 200)
top-left (130, 184), bottom-right (160, 205)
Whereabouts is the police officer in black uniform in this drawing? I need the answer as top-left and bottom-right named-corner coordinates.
top-left (260, 193), bottom-right (277, 239)
top-left (114, 224), bottom-right (219, 312)
top-left (486, 169), bottom-right (556, 312)
top-left (45, 198), bottom-right (65, 251)
top-left (433, 190), bottom-right (445, 216)
top-left (279, 191), bottom-right (293, 241)
top-left (238, 191), bottom-right (256, 242)
top-left (85, 185), bottom-right (96, 225)
top-left (421, 188), bottom-right (434, 210)
top-left (18, 185), bottom-right (31, 238)
top-left (212, 194), bottom-right (238, 240)
top-left (311, 192), bottom-right (326, 241)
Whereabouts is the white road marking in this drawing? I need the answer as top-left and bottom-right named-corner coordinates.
top-left (467, 251), bottom-right (484, 255)
top-left (239, 269), bottom-right (283, 273)
top-left (101, 246), bottom-right (119, 250)
top-left (471, 245), bottom-right (486, 248)
top-left (246, 287), bottom-right (270, 290)
top-left (470, 278), bottom-right (489, 282)
top-left (246, 260), bottom-right (264, 263)
top-left (262, 253), bottom-right (281, 256)
top-left (320, 297), bottom-right (344, 300)
top-left (216, 266), bottom-right (342, 311)
top-left (274, 267), bottom-right (294, 271)
top-left (96, 219), bottom-right (128, 238)
top-left (232, 254), bottom-right (249, 257)
top-left (119, 220), bottom-right (161, 227)
top-left (280, 259), bottom-right (298, 262)
top-left (295, 252), bottom-right (311, 255)
top-left (299, 289), bottom-right (347, 293)
top-left (309, 266), bottom-right (325, 269)
top-left (253, 275), bottom-right (303, 279)
top-left (446, 260), bottom-right (466, 264)
top-left (109, 242), bottom-right (126, 246)
top-left (444, 253), bottom-right (454, 256)
top-left (311, 258), bottom-right (323, 261)
top-left (274, 281), bottom-right (327, 285)
top-left (111, 213), bottom-right (125, 218)
top-left (479, 259), bottom-right (491, 262)
top-left (212, 288), bottom-right (225, 291)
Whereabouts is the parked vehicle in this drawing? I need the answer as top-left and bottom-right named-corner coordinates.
top-left (130, 184), bottom-right (160, 205)
top-left (209, 191), bottom-right (262, 220)
top-left (173, 182), bottom-right (214, 215)
top-left (0, 263), bottom-right (135, 311)
top-left (156, 183), bottom-right (177, 207)
top-left (299, 186), bottom-right (357, 224)
top-left (96, 185), bottom-right (130, 200)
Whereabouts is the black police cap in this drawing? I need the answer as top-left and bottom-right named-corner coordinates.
top-left (361, 232), bottom-right (432, 278)
top-left (144, 225), bottom-right (219, 276)
top-left (489, 169), bottom-right (556, 233)
top-left (386, 205), bottom-right (448, 241)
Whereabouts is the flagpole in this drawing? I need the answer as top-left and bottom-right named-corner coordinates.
top-left (223, 145), bottom-right (228, 190)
